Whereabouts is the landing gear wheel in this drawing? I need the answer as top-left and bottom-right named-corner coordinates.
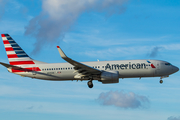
top-left (160, 80), bottom-right (163, 84)
top-left (87, 81), bottom-right (93, 88)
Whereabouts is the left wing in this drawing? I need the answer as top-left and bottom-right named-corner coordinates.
top-left (57, 46), bottom-right (101, 78)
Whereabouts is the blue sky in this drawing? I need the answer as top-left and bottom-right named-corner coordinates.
top-left (0, 0), bottom-right (180, 120)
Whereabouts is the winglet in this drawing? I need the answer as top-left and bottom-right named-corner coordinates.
top-left (57, 46), bottom-right (67, 58)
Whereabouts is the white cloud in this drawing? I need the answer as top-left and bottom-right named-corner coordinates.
top-left (24, 0), bottom-right (129, 54)
top-left (167, 116), bottom-right (180, 120)
top-left (81, 43), bottom-right (180, 59)
top-left (97, 90), bottom-right (149, 109)
top-left (161, 44), bottom-right (180, 50)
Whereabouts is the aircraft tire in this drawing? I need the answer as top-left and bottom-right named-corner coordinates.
top-left (160, 80), bottom-right (163, 84)
top-left (87, 81), bottom-right (93, 88)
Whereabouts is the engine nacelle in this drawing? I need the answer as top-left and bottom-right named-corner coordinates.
top-left (100, 71), bottom-right (119, 84)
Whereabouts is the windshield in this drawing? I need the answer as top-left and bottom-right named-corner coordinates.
top-left (165, 63), bottom-right (171, 66)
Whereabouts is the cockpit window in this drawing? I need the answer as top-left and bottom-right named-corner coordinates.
top-left (165, 63), bottom-right (171, 65)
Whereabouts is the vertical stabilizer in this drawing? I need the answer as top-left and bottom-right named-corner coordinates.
top-left (1, 34), bottom-right (35, 65)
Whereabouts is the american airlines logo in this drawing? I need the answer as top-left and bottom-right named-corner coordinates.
top-left (105, 62), bottom-right (151, 70)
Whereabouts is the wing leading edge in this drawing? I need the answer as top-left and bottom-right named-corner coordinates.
top-left (57, 46), bottom-right (101, 77)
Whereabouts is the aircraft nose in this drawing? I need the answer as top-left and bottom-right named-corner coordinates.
top-left (174, 66), bottom-right (179, 73)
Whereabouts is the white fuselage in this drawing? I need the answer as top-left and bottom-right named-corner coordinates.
top-left (12, 59), bottom-right (179, 81)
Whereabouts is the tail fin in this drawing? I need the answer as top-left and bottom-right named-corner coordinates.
top-left (1, 34), bottom-right (37, 65)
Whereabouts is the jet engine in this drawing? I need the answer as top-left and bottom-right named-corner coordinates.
top-left (100, 71), bottom-right (119, 84)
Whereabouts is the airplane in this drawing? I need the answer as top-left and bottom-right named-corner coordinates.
top-left (0, 34), bottom-right (179, 88)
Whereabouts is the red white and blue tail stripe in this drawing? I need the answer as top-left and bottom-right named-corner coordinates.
top-left (1, 34), bottom-right (35, 65)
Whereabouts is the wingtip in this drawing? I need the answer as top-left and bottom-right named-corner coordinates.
top-left (57, 46), bottom-right (67, 58)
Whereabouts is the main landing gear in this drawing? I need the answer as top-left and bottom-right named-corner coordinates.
top-left (87, 80), bottom-right (93, 88)
top-left (159, 79), bottom-right (163, 84)
top-left (159, 77), bottom-right (163, 84)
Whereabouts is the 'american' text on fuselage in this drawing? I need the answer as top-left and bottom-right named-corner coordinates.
top-left (105, 62), bottom-right (149, 70)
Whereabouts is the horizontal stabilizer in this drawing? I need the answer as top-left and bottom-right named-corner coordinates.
top-left (0, 62), bottom-right (22, 70)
